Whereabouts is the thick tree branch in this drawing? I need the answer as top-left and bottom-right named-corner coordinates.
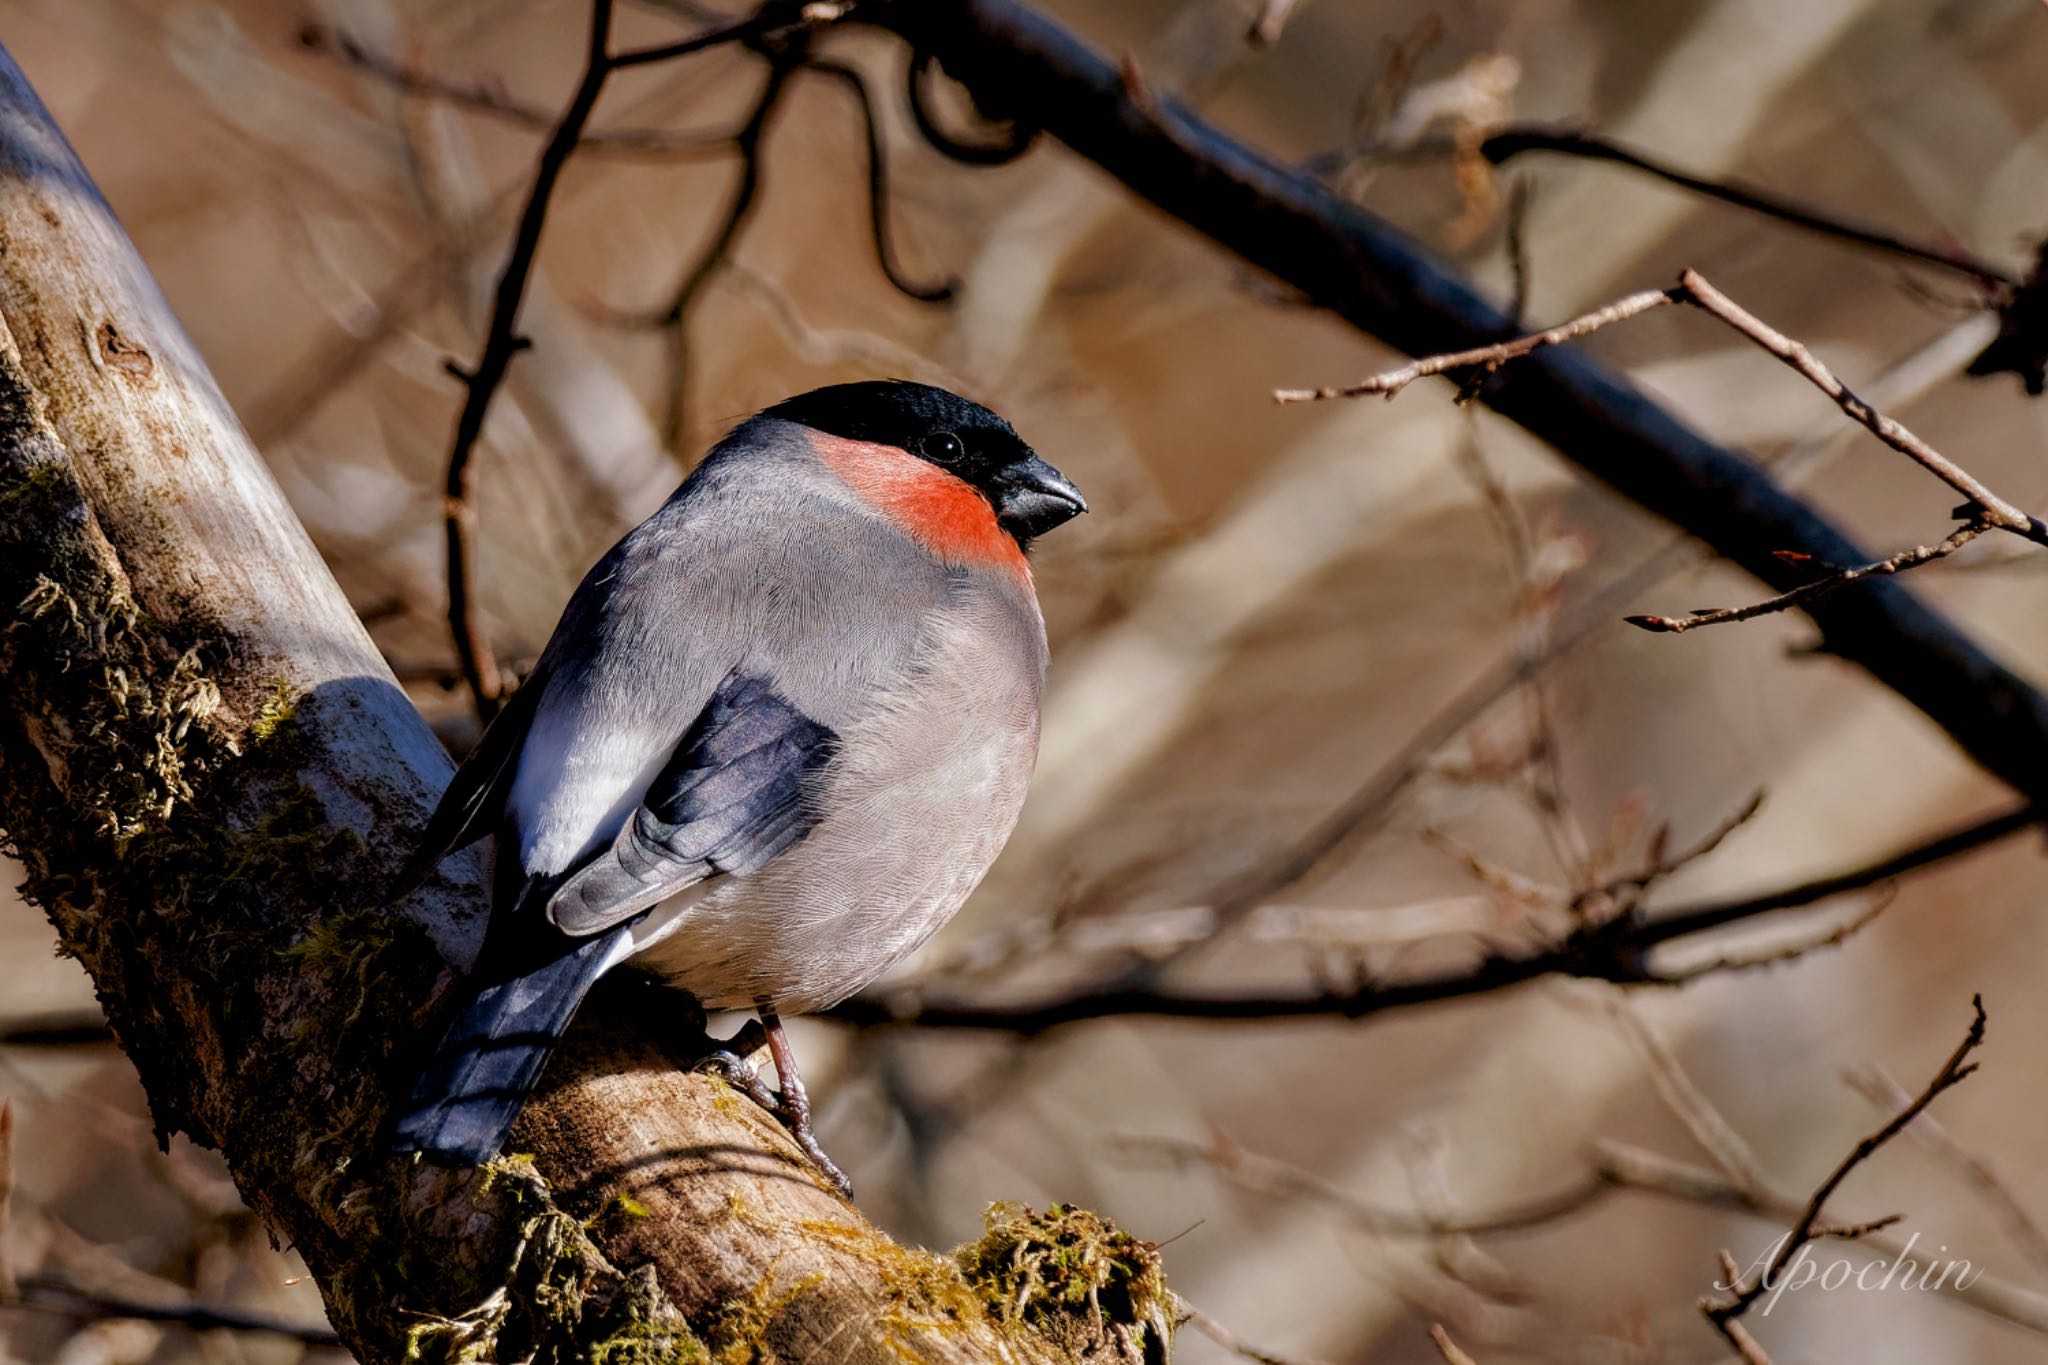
top-left (860, 0), bottom-right (2048, 815)
top-left (0, 42), bottom-right (1164, 1365)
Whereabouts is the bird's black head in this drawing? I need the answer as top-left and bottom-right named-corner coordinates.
top-left (763, 379), bottom-right (1087, 543)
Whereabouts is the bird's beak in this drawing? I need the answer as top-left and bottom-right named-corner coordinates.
top-left (993, 455), bottom-right (1087, 540)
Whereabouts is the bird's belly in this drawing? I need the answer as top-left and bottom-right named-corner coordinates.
top-left (627, 692), bottom-right (1038, 1013)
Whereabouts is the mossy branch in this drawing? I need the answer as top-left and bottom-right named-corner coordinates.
top-left (0, 38), bottom-right (1167, 1365)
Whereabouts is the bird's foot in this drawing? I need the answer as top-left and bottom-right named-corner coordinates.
top-left (689, 1021), bottom-right (853, 1200)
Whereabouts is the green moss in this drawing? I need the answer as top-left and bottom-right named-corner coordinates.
top-left (956, 1202), bottom-right (1175, 1363)
top-left (249, 678), bottom-right (300, 743)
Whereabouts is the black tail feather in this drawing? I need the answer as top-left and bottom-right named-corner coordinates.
top-left (387, 924), bottom-right (630, 1164)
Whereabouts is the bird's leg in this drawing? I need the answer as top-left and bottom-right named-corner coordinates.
top-left (761, 1006), bottom-right (852, 1198)
top-left (684, 1008), bottom-right (852, 1198)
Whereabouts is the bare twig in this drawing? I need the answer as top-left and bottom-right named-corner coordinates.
top-left (1479, 124), bottom-right (2016, 289)
top-left (1676, 270), bottom-right (2048, 542)
top-left (647, 59), bottom-right (797, 451)
top-left (1123, 1128), bottom-right (2048, 1335)
top-left (1607, 1000), bottom-right (1773, 1195)
top-left (1647, 890), bottom-right (1894, 983)
top-left (1282, 269), bottom-right (2048, 544)
top-left (1285, 267), bottom-right (2048, 633)
top-left (1272, 286), bottom-right (1679, 402)
top-left (1502, 176), bottom-right (1534, 326)
top-left (1628, 799), bottom-right (2036, 946)
top-left (438, 0), bottom-right (620, 721)
top-left (1111, 1132), bottom-right (1611, 1238)
top-left (1846, 1063), bottom-right (2048, 1275)
top-left (1625, 522), bottom-right (1991, 634)
top-left (1701, 996), bottom-right (1989, 1347)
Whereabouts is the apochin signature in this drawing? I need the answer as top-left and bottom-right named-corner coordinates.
top-left (1719, 1233), bottom-right (1984, 1315)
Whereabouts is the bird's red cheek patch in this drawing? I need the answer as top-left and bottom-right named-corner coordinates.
top-left (810, 432), bottom-right (1030, 578)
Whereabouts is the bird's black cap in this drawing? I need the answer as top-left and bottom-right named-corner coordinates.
top-left (763, 379), bottom-right (1086, 543)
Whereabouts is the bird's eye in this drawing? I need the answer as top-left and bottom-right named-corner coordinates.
top-left (922, 430), bottom-right (966, 464)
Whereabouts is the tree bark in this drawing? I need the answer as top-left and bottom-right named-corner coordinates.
top-left (0, 43), bottom-right (1168, 1365)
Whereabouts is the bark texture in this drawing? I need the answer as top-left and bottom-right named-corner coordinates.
top-left (0, 43), bottom-right (1168, 1365)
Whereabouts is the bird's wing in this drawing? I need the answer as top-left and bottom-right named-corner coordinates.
top-left (545, 670), bottom-right (840, 935)
top-left (390, 669), bottom-right (548, 899)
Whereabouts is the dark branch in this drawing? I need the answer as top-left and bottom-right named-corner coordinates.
top-left (439, 0), bottom-right (619, 722)
top-left (857, 0), bottom-right (2048, 818)
top-left (804, 59), bottom-right (958, 302)
top-left (11, 1276), bottom-right (342, 1348)
top-left (434, 0), bottom-right (844, 719)
top-left (828, 804), bottom-right (2034, 1032)
top-left (651, 60), bottom-right (799, 450)
top-left (904, 49), bottom-right (1040, 166)
top-left (298, 24), bottom-right (734, 156)
top-left (1480, 123), bottom-right (2016, 289)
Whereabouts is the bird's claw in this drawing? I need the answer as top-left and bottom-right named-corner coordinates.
top-left (689, 1040), bottom-right (853, 1199)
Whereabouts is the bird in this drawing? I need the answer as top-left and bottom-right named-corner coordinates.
top-left (386, 379), bottom-right (1085, 1194)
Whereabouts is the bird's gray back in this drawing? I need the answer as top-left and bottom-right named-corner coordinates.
top-left (507, 426), bottom-right (952, 879)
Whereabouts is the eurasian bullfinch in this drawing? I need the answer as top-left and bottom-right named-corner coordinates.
top-left (388, 380), bottom-right (1085, 1193)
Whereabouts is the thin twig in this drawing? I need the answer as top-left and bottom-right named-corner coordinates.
top-left (1285, 267), bottom-right (2048, 633)
top-left (1479, 123), bottom-right (2015, 289)
top-left (1845, 1063), bottom-right (2048, 1275)
top-left (299, 25), bottom-right (735, 156)
top-left (829, 797), bottom-right (2030, 1031)
top-left (1701, 996), bottom-right (1989, 1344)
top-left (1607, 999), bottom-right (1774, 1195)
top-left (803, 60), bottom-right (958, 303)
top-left (1677, 270), bottom-right (2048, 543)
top-left (1631, 800), bottom-right (2036, 946)
top-left (1176, 1296), bottom-right (1337, 1365)
top-left (648, 59), bottom-right (797, 450)
top-left (1123, 1128), bottom-right (2048, 1335)
top-left (1648, 890), bottom-right (1894, 983)
top-left (439, 0), bottom-right (620, 721)
top-left (1272, 286), bottom-right (1679, 402)
top-left (1624, 522), bottom-right (1990, 634)
top-left (1111, 1131), bottom-right (1611, 1238)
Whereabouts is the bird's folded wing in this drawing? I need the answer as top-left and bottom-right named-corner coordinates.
top-left (547, 671), bottom-right (839, 935)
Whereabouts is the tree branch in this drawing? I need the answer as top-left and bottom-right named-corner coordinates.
top-left (0, 40), bottom-right (1163, 1365)
top-left (859, 0), bottom-right (2048, 816)
top-left (831, 801), bottom-right (2031, 1031)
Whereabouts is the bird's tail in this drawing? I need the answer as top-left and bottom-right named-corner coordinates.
top-left (386, 924), bottom-right (632, 1164)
